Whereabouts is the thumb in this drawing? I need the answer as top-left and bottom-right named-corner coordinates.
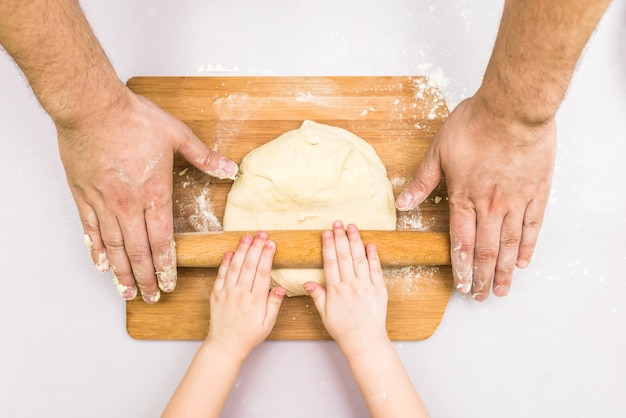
top-left (177, 129), bottom-right (239, 180)
top-left (395, 145), bottom-right (442, 211)
top-left (264, 286), bottom-right (286, 330)
top-left (304, 281), bottom-right (327, 319)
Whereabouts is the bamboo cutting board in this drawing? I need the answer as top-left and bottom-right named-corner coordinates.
top-left (126, 76), bottom-right (453, 340)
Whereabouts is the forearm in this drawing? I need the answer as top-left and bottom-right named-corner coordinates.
top-left (162, 342), bottom-right (247, 418)
top-left (477, 0), bottom-right (611, 126)
top-left (0, 0), bottom-right (126, 128)
top-left (342, 339), bottom-right (429, 418)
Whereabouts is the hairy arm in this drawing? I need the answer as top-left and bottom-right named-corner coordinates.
top-left (0, 0), bottom-right (237, 302)
top-left (0, 0), bottom-right (124, 126)
top-left (396, 0), bottom-right (611, 301)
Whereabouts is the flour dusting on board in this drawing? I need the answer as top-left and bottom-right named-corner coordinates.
top-left (189, 188), bottom-right (221, 232)
top-left (384, 265), bottom-right (440, 296)
top-left (174, 168), bottom-right (222, 233)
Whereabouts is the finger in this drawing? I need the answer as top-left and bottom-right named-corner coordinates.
top-left (322, 229), bottom-right (340, 288)
top-left (213, 251), bottom-right (233, 293)
top-left (263, 286), bottom-right (286, 330)
top-left (448, 201), bottom-right (476, 295)
top-left (365, 244), bottom-right (386, 291)
top-left (76, 200), bottom-right (110, 273)
top-left (145, 191), bottom-right (177, 292)
top-left (238, 231), bottom-right (268, 291)
top-left (471, 209), bottom-right (503, 302)
top-left (98, 212), bottom-right (143, 301)
top-left (251, 238), bottom-right (276, 296)
top-left (118, 211), bottom-right (161, 304)
top-left (346, 224), bottom-right (369, 280)
top-left (517, 194), bottom-right (548, 269)
top-left (332, 220), bottom-right (355, 280)
top-left (225, 233), bottom-right (253, 288)
top-left (304, 281), bottom-right (327, 321)
top-left (175, 128), bottom-right (239, 180)
top-left (395, 143), bottom-right (442, 211)
top-left (493, 211), bottom-right (524, 297)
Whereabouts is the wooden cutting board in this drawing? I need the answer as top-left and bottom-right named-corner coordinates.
top-left (125, 76), bottom-right (453, 340)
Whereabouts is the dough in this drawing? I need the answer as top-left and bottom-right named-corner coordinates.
top-left (223, 120), bottom-right (396, 296)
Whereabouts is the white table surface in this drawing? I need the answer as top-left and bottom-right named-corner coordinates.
top-left (1, 1), bottom-right (625, 417)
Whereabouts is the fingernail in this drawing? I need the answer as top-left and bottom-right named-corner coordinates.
top-left (207, 157), bottom-right (238, 180)
top-left (113, 274), bottom-right (136, 300)
top-left (274, 287), bottom-right (286, 297)
top-left (517, 259), bottom-right (530, 269)
top-left (144, 291), bottom-right (161, 304)
top-left (122, 287), bottom-right (137, 300)
top-left (494, 285), bottom-right (509, 297)
top-left (395, 190), bottom-right (414, 210)
top-left (456, 281), bottom-right (471, 294)
top-left (472, 293), bottom-right (487, 302)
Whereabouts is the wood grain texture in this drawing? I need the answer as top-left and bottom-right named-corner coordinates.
top-left (126, 76), bottom-right (453, 341)
top-left (175, 230), bottom-right (451, 268)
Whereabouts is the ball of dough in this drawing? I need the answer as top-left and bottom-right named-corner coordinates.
top-left (223, 120), bottom-right (396, 296)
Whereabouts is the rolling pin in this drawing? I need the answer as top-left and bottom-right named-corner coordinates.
top-left (175, 230), bottom-right (451, 268)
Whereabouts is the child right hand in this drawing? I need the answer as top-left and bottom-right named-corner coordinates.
top-left (206, 231), bottom-right (286, 361)
top-left (304, 220), bottom-right (389, 357)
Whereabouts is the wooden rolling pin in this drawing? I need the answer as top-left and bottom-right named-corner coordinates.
top-left (175, 230), bottom-right (451, 268)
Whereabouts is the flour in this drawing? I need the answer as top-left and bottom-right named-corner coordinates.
top-left (188, 188), bottom-right (221, 232)
top-left (396, 207), bottom-right (425, 231)
top-left (384, 265), bottom-right (440, 296)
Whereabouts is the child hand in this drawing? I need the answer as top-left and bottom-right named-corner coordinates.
top-left (305, 221), bottom-right (389, 357)
top-left (206, 231), bottom-right (286, 360)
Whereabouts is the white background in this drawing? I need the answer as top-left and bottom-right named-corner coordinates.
top-left (1, 1), bottom-right (625, 417)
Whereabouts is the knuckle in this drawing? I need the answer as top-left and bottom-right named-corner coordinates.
top-left (82, 219), bottom-right (100, 234)
top-left (228, 263), bottom-right (241, 276)
top-left (474, 247), bottom-right (498, 263)
top-left (195, 151), bottom-right (217, 169)
top-left (126, 248), bottom-right (152, 265)
top-left (324, 259), bottom-right (338, 269)
top-left (495, 264), bottom-right (514, 278)
top-left (500, 236), bottom-right (521, 248)
top-left (242, 259), bottom-right (258, 272)
top-left (151, 239), bottom-right (175, 258)
top-left (523, 215), bottom-right (543, 230)
top-left (408, 175), bottom-right (431, 194)
top-left (102, 236), bottom-right (125, 252)
top-left (337, 253), bottom-right (352, 263)
top-left (146, 184), bottom-right (172, 209)
top-left (256, 266), bottom-right (271, 279)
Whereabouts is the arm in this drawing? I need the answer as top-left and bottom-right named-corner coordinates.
top-left (162, 232), bottom-right (286, 418)
top-left (396, 0), bottom-right (611, 301)
top-left (0, 0), bottom-right (238, 302)
top-left (305, 221), bottom-right (429, 418)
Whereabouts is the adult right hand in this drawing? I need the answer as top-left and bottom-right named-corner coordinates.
top-left (395, 96), bottom-right (557, 301)
top-left (58, 88), bottom-right (238, 303)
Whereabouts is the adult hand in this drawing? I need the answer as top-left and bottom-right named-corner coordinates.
top-left (206, 231), bottom-right (286, 360)
top-left (305, 221), bottom-right (389, 355)
top-left (395, 96), bottom-right (556, 301)
top-left (58, 88), bottom-right (238, 303)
